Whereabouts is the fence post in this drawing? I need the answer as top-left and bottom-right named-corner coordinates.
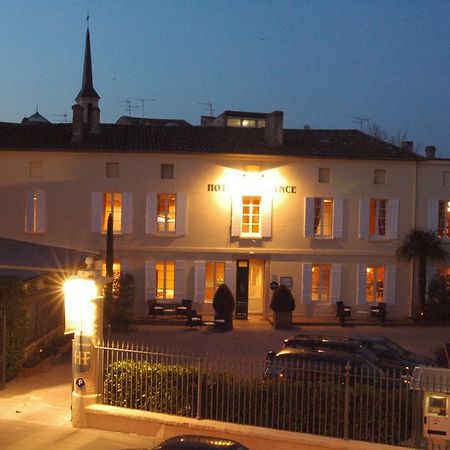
top-left (343, 362), bottom-right (350, 440)
top-left (196, 357), bottom-right (202, 419)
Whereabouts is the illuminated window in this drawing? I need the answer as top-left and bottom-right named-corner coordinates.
top-left (314, 198), bottom-right (333, 237)
top-left (311, 264), bottom-right (331, 302)
top-left (428, 395), bottom-right (447, 417)
top-left (369, 199), bottom-right (387, 237)
top-left (101, 261), bottom-right (121, 277)
top-left (102, 193), bottom-right (122, 233)
top-left (156, 261), bottom-right (174, 300)
top-left (204, 262), bottom-right (225, 303)
top-left (157, 194), bottom-right (176, 232)
top-left (226, 118), bottom-right (265, 128)
top-left (438, 201), bottom-right (450, 238)
top-left (25, 190), bottom-right (46, 233)
top-left (366, 266), bottom-right (385, 303)
top-left (106, 162), bottom-right (119, 178)
top-left (241, 196), bottom-right (261, 236)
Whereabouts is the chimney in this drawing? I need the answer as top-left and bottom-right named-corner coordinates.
top-left (90, 105), bottom-right (100, 134)
top-left (401, 141), bottom-right (414, 152)
top-left (265, 111), bottom-right (283, 147)
top-left (71, 104), bottom-right (84, 144)
top-left (425, 145), bottom-right (436, 159)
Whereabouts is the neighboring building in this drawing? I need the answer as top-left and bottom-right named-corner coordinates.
top-left (0, 26), bottom-right (449, 321)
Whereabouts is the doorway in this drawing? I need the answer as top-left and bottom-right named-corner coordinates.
top-left (235, 259), bottom-right (265, 318)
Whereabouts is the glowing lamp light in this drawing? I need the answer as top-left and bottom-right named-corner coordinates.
top-left (64, 277), bottom-right (99, 335)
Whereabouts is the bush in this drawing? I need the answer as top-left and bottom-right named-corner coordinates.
top-left (270, 284), bottom-right (295, 312)
top-left (0, 276), bottom-right (29, 381)
top-left (212, 284), bottom-right (235, 330)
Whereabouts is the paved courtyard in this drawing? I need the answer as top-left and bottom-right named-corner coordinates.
top-left (115, 318), bottom-right (450, 363)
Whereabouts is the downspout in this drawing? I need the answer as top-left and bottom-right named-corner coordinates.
top-left (410, 160), bottom-right (418, 319)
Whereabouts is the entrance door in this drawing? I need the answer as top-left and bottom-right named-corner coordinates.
top-left (248, 259), bottom-right (264, 314)
top-left (235, 259), bottom-right (265, 319)
top-left (235, 260), bottom-right (249, 319)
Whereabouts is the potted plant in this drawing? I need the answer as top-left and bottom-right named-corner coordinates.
top-left (270, 284), bottom-right (295, 329)
top-left (212, 283), bottom-right (235, 330)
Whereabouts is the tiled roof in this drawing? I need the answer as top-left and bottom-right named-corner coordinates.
top-left (0, 122), bottom-right (423, 160)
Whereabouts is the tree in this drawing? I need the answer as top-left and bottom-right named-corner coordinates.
top-left (396, 228), bottom-right (448, 320)
top-left (212, 284), bottom-right (235, 330)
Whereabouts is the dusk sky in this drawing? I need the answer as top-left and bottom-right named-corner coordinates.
top-left (1, 1), bottom-right (449, 156)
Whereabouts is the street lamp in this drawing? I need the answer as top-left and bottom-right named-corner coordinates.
top-left (63, 256), bottom-right (107, 428)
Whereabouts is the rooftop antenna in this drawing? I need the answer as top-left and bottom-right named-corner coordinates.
top-left (130, 98), bottom-right (155, 118)
top-left (86, 11), bottom-right (90, 28)
top-left (198, 102), bottom-right (214, 117)
top-left (118, 99), bottom-right (139, 117)
top-left (349, 115), bottom-right (370, 131)
top-left (53, 113), bottom-right (68, 123)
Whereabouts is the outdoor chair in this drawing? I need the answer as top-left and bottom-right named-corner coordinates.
top-left (336, 301), bottom-right (351, 326)
top-left (176, 299), bottom-right (193, 317)
top-left (371, 302), bottom-right (387, 326)
top-left (186, 309), bottom-right (202, 328)
top-left (148, 298), bottom-right (164, 317)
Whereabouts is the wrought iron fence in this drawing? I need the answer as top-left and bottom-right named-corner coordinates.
top-left (0, 309), bottom-right (5, 390)
top-left (96, 340), bottom-right (424, 448)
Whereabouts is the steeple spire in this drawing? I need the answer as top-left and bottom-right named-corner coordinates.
top-left (76, 23), bottom-right (100, 100)
top-left (72, 18), bottom-right (101, 142)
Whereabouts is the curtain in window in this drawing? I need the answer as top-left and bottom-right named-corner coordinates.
top-left (313, 198), bottom-right (321, 234)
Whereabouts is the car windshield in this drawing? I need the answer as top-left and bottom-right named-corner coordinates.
top-left (382, 339), bottom-right (409, 357)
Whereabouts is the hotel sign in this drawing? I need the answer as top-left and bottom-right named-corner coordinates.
top-left (207, 184), bottom-right (297, 194)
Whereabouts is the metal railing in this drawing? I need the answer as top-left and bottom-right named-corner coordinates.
top-left (96, 340), bottom-right (423, 448)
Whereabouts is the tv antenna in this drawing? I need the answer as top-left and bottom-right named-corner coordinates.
top-left (53, 113), bottom-right (68, 123)
top-left (198, 101), bottom-right (214, 117)
top-left (349, 115), bottom-right (370, 131)
top-left (130, 98), bottom-right (155, 118)
top-left (118, 99), bottom-right (139, 117)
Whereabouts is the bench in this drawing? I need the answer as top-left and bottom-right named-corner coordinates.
top-left (148, 299), bottom-right (192, 317)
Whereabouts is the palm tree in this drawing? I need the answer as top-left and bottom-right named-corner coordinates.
top-left (396, 228), bottom-right (448, 320)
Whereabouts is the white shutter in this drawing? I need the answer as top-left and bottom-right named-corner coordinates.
top-left (224, 261), bottom-right (236, 295)
top-left (384, 264), bottom-right (397, 305)
top-left (121, 192), bottom-right (133, 234)
top-left (174, 260), bottom-right (185, 302)
top-left (386, 199), bottom-right (399, 240)
top-left (428, 200), bottom-right (439, 232)
top-left (25, 191), bottom-right (34, 232)
top-left (175, 193), bottom-right (187, 236)
top-left (304, 197), bottom-right (315, 237)
top-left (359, 199), bottom-right (370, 239)
top-left (357, 264), bottom-right (367, 304)
top-left (145, 260), bottom-right (156, 302)
top-left (120, 259), bottom-right (132, 275)
top-left (194, 261), bottom-right (206, 303)
top-left (145, 193), bottom-right (157, 234)
top-left (260, 196), bottom-right (272, 237)
top-left (333, 197), bottom-right (344, 239)
top-left (231, 196), bottom-right (241, 237)
top-left (35, 190), bottom-right (46, 233)
top-left (330, 264), bottom-right (342, 304)
top-left (91, 192), bottom-right (103, 233)
top-left (302, 263), bottom-right (312, 304)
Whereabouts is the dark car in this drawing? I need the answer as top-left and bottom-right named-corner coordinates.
top-left (264, 346), bottom-right (387, 381)
top-left (150, 435), bottom-right (249, 450)
top-left (350, 334), bottom-right (433, 368)
top-left (281, 334), bottom-right (409, 373)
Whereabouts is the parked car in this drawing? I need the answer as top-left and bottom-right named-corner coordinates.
top-left (281, 334), bottom-right (410, 373)
top-left (350, 334), bottom-right (433, 368)
top-left (264, 346), bottom-right (389, 381)
top-left (149, 435), bottom-right (249, 450)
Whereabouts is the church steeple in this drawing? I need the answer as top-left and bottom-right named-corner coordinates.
top-left (76, 27), bottom-right (100, 100)
top-left (72, 18), bottom-right (101, 141)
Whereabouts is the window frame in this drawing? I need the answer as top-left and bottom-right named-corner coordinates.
top-left (155, 261), bottom-right (175, 300)
top-left (365, 265), bottom-right (385, 303)
top-left (313, 198), bottom-right (333, 237)
top-left (241, 195), bottom-right (261, 238)
top-left (438, 200), bottom-right (450, 238)
top-left (369, 199), bottom-right (387, 238)
top-left (157, 193), bottom-right (177, 233)
top-left (204, 262), bottom-right (225, 303)
top-left (311, 264), bottom-right (331, 303)
top-left (102, 192), bottom-right (123, 234)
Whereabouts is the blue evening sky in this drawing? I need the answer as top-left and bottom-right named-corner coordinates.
top-left (1, 0), bottom-right (449, 156)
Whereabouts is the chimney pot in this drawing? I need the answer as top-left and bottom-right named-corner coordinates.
top-left (401, 141), bottom-right (414, 152)
top-left (425, 145), bottom-right (436, 159)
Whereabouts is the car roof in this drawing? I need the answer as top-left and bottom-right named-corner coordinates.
top-left (152, 435), bottom-right (248, 450)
